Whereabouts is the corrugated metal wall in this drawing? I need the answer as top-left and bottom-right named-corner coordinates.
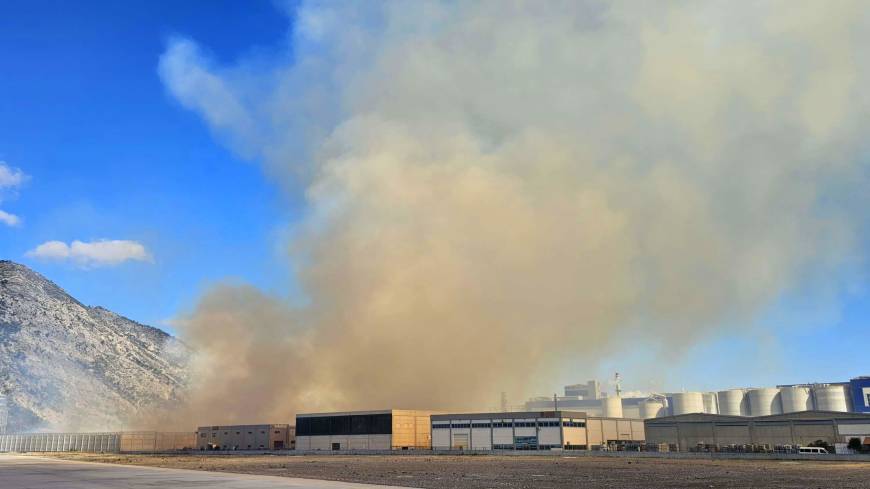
top-left (0, 433), bottom-right (120, 453)
top-left (0, 431), bottom-right (195, 453)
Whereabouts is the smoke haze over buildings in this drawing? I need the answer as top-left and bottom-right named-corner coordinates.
top-left (156, 1), bottom-right (870, 426)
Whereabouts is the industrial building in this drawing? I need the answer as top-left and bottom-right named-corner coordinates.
top-left (295, 410), bottom-right (437, 450)
top-left (645, 411), bottom-right (870, 451)
top-left (431, 411), bottom-right (644, 451)
top-left (196, 424), bottom-right (294, 450)
top-left (527, 376), bottom-right (870, 420)
top-left (564, 380), bottom-right (601, 399)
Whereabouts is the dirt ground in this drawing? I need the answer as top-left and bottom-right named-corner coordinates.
top-left (44, 453), bottom-right (870, 489)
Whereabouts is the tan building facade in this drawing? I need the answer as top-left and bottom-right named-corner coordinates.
top-left (296, 410), bottom-right (436, 450)
top-left (645, 411), bottom-right (870, 451)
top-left (431, 411), bottom-right (645, 450)
top-left (196, 424), bottom-right (295, 450)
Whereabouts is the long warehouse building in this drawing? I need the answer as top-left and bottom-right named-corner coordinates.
top-left (296, 410), bottom-right (438, 450)
top-left (431, 411), bottom-right (644, 451)
top-left (645, 410), bottom-right (870, 451)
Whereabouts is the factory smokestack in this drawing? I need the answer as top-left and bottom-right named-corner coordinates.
top-left (153, 1), bottom-right (870, 428)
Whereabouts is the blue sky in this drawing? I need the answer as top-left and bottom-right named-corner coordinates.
top-left (0, 1), bottom-right (303, 329)
top-left (0, 1), bottom-right (867, 395)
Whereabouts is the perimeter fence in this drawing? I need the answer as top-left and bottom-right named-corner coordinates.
top-left (0, 431), bottom-right (195, 453)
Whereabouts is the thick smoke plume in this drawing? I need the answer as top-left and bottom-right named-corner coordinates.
top-left (156, 1), bottom-right (870, 426)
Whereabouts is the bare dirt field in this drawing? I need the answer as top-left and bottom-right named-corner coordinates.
top-left (45, 453), bottom-right (870, 489)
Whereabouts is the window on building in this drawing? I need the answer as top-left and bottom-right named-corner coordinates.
top-left (297, 414), bottom-right (393, 437)
top-left (514, 436), bottom-right (538, 450)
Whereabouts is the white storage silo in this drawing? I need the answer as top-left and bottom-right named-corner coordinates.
top-left (748, 388), bottom-right (782, 416)
top-left (702, 392), bottom-right (719, 414)
top-left (671, 392), bottom-right (705, 415)
top-left (639, 399), bottom-right (665, 419)
top-left (813, 384), bottom-right (849, 412)
top-left (780, 386), bottom-right (812, 413)
top-left (717, 389), bottom-right (749, 416)
top-left (601, 396), bottom-right (623, 418)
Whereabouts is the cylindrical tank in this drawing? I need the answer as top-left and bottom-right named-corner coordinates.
top-left (813, 384), bottom-right (849, 412)
top-left (780, 386), bottom-right (812, 413)
top-left (717, 389), bottom-right (749, 416)
top-left (702, 392), bottom-right (719, 414)
top-left (716, 389), bottom-right (749, 416)
top-left (748, 388), bottom-right (782, 416)
top-left (639, 399), bottom-right (665, 419)
top-left (601, 396), bottom-right (623, 418)
top-left (671, 392), bottom-right (705, 415)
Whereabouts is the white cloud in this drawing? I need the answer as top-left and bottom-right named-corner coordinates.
top-left (26, 239), bottom-right (154, 267)
top-left (0, 161), bottom-right (28, 227)
top-left (0, 161), bottom-right (26, 189)
top-left (0, 209), bottom-right (21, 226)
top-left (158, 39), bottom-right (260, 159)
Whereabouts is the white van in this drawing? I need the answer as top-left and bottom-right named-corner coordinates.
top-left (798, 446), bottom-right (828, 454)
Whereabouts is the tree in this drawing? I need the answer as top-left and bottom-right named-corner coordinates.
top-left (808, 439), bottom-right (833, 452)
top-left (848, 438), bottom-right (862, 452)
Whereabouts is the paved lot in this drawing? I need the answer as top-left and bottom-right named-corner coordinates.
top-left (0, 455), bottom-right (408, 489)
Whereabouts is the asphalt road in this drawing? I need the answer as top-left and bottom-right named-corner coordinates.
top-left (0, 455), bottom-right (410, 489)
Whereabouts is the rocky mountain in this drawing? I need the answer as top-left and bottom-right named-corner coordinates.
top-left (0, 260), bottom-right (188, 432)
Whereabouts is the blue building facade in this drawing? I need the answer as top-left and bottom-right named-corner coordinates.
top-left (850, 377), bottom-right (870, 413)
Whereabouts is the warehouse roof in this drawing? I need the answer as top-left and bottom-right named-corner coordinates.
top-left (297, 409), bottom-right (441, 417)
top-left (432, 411), bottom-right (590, 421)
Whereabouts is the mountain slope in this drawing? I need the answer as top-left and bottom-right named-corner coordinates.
top-left (0, 260), bottom-right (188, 432)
